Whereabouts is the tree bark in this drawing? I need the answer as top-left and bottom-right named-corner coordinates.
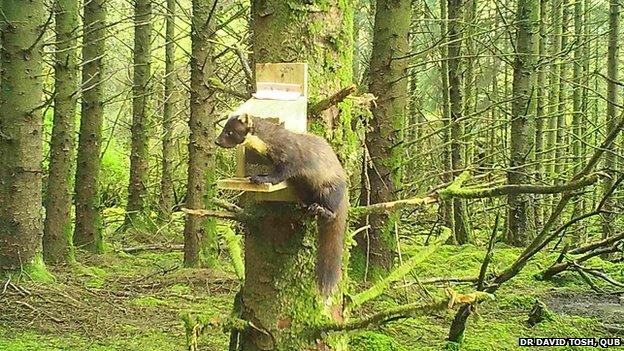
top-left (0, 0), bottom-right (47, 270)
top-left (507, 0), bottom-right (539, 246)
top-left (554, 1), bottom-right (569, 180)
top-left (44, 0), bottom-right (80, 264)
top-left (240, 205), bottom-right (346, 351)
top-left (183, 0), bottom-right (219, 267)
top-left (439, 0), bottom-right (455, 238)
top-left (602, 0), bottom-right (619, 240)
top-left (239, 0), bottom-right (355, 349)
top-left (75, 0), bottom-right (106, 253)
top-left (360, 0), bottom-right (411, 272)
top-left (159, 0), bottom-right (176, 220)
top-left (570, 0), bottom-right (584, 243)
top-left (125, 0), bottom-right (152, 228)
top-left (447, 0), bottom-right (471, 244)
top-left (534, 0), bottom-right (548, 231)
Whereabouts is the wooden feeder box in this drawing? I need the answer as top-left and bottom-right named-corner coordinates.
top-left (216, 63), bottom-right (308, 202)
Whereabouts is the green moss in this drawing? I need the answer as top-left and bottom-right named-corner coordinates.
top-left (132, 296), bottom-right (168, 307)
top-left (350, 331), bottom-right (405, 351)
top-left (22, 253), bottom-right (55, 283)
top-left (170, 283), bottom-right (191, 295)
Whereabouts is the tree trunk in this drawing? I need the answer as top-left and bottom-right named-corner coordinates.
top-left (544, 0), bottom-right (561, 220)
top-left (237, 0), bottom-right (355, 349)
top-left (0, 0), bottom-right (47, 271)
top-left (75, 0), bottom-right (106, 253)
top-left (554, 1), bottom-right (569, 180)
top-left (125, 0), bottom-right (152, 228)
top-left (534, 0), bottom-right (548, 231)
top-left (439, 0), bottom-right (455, 238)
top-left (507, 0), bottom-right (539, 246)
top-left (360, 0), bottom-right (410, 273)
top-left (447, 0), bottom-right (471, 244)
top-left (183, 0), bottom-right (219, 268)
top-left (463, 0), bottom-right (476, 164)
top-left (602, 0), bottom-right (619, 240)
top-left (44, 0), bottom-right (80, 264)
top-left (159, 0), bottom-right (176, 220)
top-left (240, 205), bottom-right (346, 351)
top-left (570, 0), bottom-right (584, 242)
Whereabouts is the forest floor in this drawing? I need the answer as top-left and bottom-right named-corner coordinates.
top-left (1, 227), bottom-right (623, 350)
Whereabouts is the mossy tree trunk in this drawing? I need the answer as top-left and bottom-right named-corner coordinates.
top-left (602, 0), bottom-right (619, 240)
top-left (506, 0), bottom-right (538, 246)
top-left (44, 0), bottom-right (80, 264)
top-left (0, 0), bottom-right (47, 271)
top-left (240, 205), bottom-right (347, 351)
top-left (159, 0), bottom-right (176, 220)
top-left (359, 0), bottom-right (410, 273)
top-left (554, 3), bottom-right (569, 180)
top-left (237, 1), bottom-right (355, 349)
top-left (74, 0), bottom-right (106, 253)
top-left (543, 0), bottom-right (561, 221)
top-left (534, 0), bottom-right (548, 231)
top-left (447, 0), bottom-right (471, 244)
top-left (183, 0), bottom-right (219, 268)
top-left (571, 0), bottom-right (584, 242)
top-left (125, 0), bottom-right (152, 228)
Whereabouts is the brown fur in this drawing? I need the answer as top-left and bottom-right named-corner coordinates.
top-left (216, 114), bottom-right (348, 296)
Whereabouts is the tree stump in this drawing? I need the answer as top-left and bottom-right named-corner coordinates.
top-left (239, 203), bottom-right (346, 351)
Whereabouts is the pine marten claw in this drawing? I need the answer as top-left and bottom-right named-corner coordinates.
top-left (307, 203), bottom-right (336, 219)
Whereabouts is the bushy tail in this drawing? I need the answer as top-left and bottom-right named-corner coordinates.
top-left (316, 196), bottom-right (348, 296)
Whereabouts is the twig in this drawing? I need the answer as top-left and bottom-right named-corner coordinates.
top-left (211, 198), bottom-right (243, 213)
top-left (14, 300), bottom-right (63, 323)
top-left (181, 207), bottom-right (244, 221)
top-left (309, 85), bottom-right (357, 116)
top-left (351, 196), bottom-right (438, 218)
top-left (573, 265), bottom-right (603, 293)
top-left (233, 44), bottom-right (253, 91)
top-left (205, 80), bottom-right (251, 100)
top-left (349, 228), bottom-right (451, 308)
top-left (439, 173), bottom-right (603, 199)
top-left (478, 213), bottom-right (499, 291)
top-left (120, 244), bottom-right (184, 254)
top-left (324, 300), bottom-right (449, 332)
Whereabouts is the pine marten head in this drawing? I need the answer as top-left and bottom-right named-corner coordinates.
top-left (215, 113), bottom-right (254, 148)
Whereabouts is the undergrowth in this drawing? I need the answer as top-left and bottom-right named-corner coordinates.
top-left (1, 229), bottom-right (622, 350)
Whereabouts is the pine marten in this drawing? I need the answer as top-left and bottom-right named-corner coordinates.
top-left (215, 113), bottom-right (348, 296)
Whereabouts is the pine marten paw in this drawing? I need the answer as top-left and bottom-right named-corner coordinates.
top-left (306, 203), bottom-right (336, 219)
top-left (250, 174), bottom-right (271, 184)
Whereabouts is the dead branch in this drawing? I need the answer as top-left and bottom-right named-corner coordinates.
top-left (324, 299), bottom-right (449, 333)
top-left (439, 173), bottom-right (603, 199)
top-left (181, 207), bottom-right (244, 221)
top-left (487, 109), bottom-right (624, 292)
top-left (570, 232), bottom-right (624, 255)
top-left (350, 196), bottom-right (437, 217)
top-left (478, 214), bottom-right (499, 290)
top-left (309, 85), bottom-right (357, 116)
top-left (233, 44), bottom-right (253, 91)
top-left (581, 265), bottom-right (624, 288)
top-left (211, 197), bottom-right (243, 213)
top-left (351, 171), bottom-right (601, 218)
top-left (349, 229), bottom-right (451, 308)
top-left (205, 80), bottom-right (251, 100)
top-left (120, 244), bottom-right (184, 254)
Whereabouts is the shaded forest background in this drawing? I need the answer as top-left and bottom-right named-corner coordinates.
top-left (1, 0), bottom-right (624, 349)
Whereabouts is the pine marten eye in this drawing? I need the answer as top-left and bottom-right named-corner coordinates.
top-left (227, 131), bottom-right (233, 136)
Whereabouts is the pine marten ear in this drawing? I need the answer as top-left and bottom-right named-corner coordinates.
top-left (237, 113), bottom-right (253, 129)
